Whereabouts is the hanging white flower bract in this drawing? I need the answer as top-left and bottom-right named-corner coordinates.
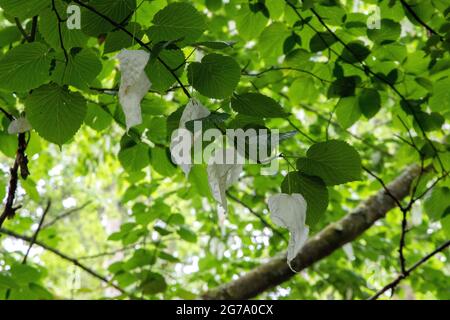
top-left (268, 193), bottom-right (309, 271)
top-left (170, 99), bottom-right (211, 177)
top-left (207, 148), bottom-right (243, 224)
top-left (342, 243), bottom-right (355, 261)
top-left (116, 49), bottom-right (151, 130)
top-left (8, 117), bottom-right (32, 134)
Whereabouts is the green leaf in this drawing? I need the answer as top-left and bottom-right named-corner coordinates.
top-left (258, 22), bottom-right (289, 64)
top-left (39, 1), bottom-right (88, 50)
top-left (231, 93), bottom-right (288, 118)
top-left (187, 54), bottom-right (241, 99)
top-left (52, 49), bottom-right (102, 90)
top-left (118, 141), bottom-right (150, 173)
top-left (429, 77), bottom-right (450, 113)
top-left (140, 272), bottom-right (167, 295)
top-left (335, 97), bottom-right (361, 129)
top-left (0, 0), bottom-right (49, 20)
top-left (145, 49), bottom-right (185, 93)
top-left (296, 140), bottom-right (362, 186)
top-left (235, 4), bottom-right (268, 40)
top-left (104, 22), bottom-right (142, 54)
top-left (367, 19), bottom-right (401, 44)
top-left (328, 77), bottom-right (358, 98)
top-left (25, 84), bottom-right (87, 145)
top-left (309, 32), bottom-right (337, 52)
top-left (81, 0), bottom-right (136, 36)
top-left (340, 41), bottom-right (370, 63)
top-left (150, 147), bottom-right (176, 177)
top-left (424, 187), bottom-right (450, 221)
top-left (147, 2), bottom-right (205, 45)
top-left (178, 226), bottom-right (197, 243)
top-left (358, 89), bottom-right (381, 119)
top-left (281, 172), bottom-right (329, 226)
top-left (0, 26), bottom-right (21, 48)
top-left (0, 42), bottom-right (52, 92)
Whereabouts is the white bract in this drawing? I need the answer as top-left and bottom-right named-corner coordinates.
top-left (268, 193), bottom-right (309, 270)
top-left (342, 243), bottom-right (355, 261)
top-left (207, 148), bottom-right (243, 223)
top-left (411, 204), bottom-right (423, 226)
top-left (8, 117), bottom-right (32, 134)
top-left (116, 49), bottom-right (151, 130)
top-left (170, 99), bottom-right (210, 177)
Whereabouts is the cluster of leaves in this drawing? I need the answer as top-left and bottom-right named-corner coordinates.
top-left (0, 0), bottom-right (449, 300)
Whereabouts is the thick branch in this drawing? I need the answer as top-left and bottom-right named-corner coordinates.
top-left (203, 164), bottom-right (423, 299)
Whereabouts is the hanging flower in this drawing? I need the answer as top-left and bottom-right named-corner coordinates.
top-left (116, 49), bottom-right (151, 130)
top-left (8, 117), bottom-right (32, 134)
top-left (207, 148), bottom-right (243, 225)
top-left (268, 193), bottom-right (309, 270)
top-left (342, 243), bottom-right (355, 261)
top-left (170, 99), bottom-right (210, 177)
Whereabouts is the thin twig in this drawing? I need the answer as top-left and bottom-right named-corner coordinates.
top-left (14, 18), bottom-right (31, 42)
top-left (399, 0), bottom-right (444, 40)
top-left (23, 200), bottom-right (52, 264)
top-left (72, 0), bottom-right (191, 98)
top-left (42, 201), bottom-right (92, 229)
top-left (226, 191), bottom-right (288, 243)
top-left (369, 240), bottom-right (450, 300)
top-left (52, 0), bottom-right (69, 63)
top-left (0, 228), bottom-right (137, 299)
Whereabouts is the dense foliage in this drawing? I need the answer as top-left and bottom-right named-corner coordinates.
top-left (0, 0), bottom-right (449, 300)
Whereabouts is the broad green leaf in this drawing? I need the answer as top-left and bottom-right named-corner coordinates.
top-left (281, 171), bottom-right (329, 226)
top-left (258, 22), bottom-right (289, 64)
top-left (52, 49), bottom-right (102, 90)
top-left (150, 147), bottom-right (176, 177)
top-left (296, 140), bottom-right (362, 186)
top-left (429, 78), bottom-right (450, 113)
top-left (231, 93), bottom-right (288, 118)
top-left (147, 2), bottom-right (205, 45)
top-left (235, 4), bottom-right (268, 40)
top-left (145, 49), bottom-right (185, 93)
top-left (104, 22), bottom-right (142, 54)
top-left (81, 0), bottom-right (136, 36)
top-left (39, 1), bottom-right (88, 50)
top-left (178, 226), bottom-right (197, 243)
top-left (328, 77), bottom-right (359, 98)
top-left (0, 42), bottom-right (52, 92)
top-left (118, 141), bottom-right (150, 173)
top-left (340, 41), bottom-right (370, 63)
top-left (335, 97), bottom-right (361, 129)
top-left (358, 89), bottom-right (381, 119)
top-left (187, 54), bottom-right (240, 99)
top-left (309, 32), bottom-right (337, 52)
top-left (0, 26), bottom-right (21, 47)
top-left (25, 84), bottom-right (87, 145)
top-left (424, 187), bottom-right (450, 221)
top-left (367, 19), bottom-right (401, 44)
top-left (0, 0), bottom-right (49, 20)
top-left (140, 272), bottom-right (167, 295)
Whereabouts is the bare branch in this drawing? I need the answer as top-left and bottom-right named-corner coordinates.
top-left (369, 240), bottom-right (450, 300)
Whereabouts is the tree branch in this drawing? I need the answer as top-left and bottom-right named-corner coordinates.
top-left (0, 133), bottom-right (29, 228)
top-left (71, 0), bottom-right (191, 99)
top-left (369, 240), bottom-right (450, 300)
top-left (203, 164), bottom-right (424, 299)
top-left (0, 227), bottom-right (137, 299)
top-left (400, 0), bottom-right (444, 40)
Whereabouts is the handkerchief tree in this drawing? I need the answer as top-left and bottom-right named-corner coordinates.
top-left (0, 0), bottom-right (449, 300)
